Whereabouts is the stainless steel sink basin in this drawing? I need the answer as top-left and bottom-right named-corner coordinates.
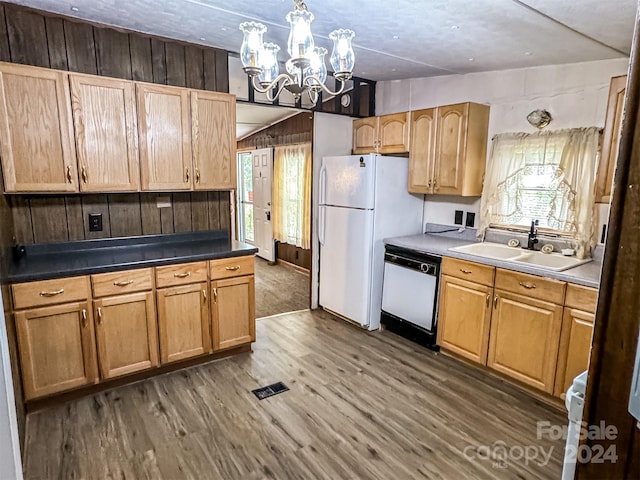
top-left (449, 242), bottom-right (592, 272)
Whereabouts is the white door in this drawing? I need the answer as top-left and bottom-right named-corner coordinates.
top-left (319, 205), bottom-right (374, 327)
top-left (252, 148), bottom-right (275, 261)
top-left (320, 154), bottom-right (376, 209)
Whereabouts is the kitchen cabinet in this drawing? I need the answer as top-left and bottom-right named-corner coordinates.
top-left (69, 74), bottom-right (139, 192)
top-left (409, 102), bottom-right (490, 196)
top-left (191, 90), bottom-right (236, 190)
top-left (0, 62), bottom-right (77, 193)
top-left (596, 75), bottom-right (627, 204)
top-left (137, 83), bottom-right (192, 191)
top-left (12, 276), bottom-right (97, 400)
top-left (554, 284), bottom-right (598, 398)
top-left (487, 270), bottom-right (565, 394)
top-left (156, 262), bottom-right (211, 364)
top-left (352, 112), bottom-right (410, 154)
top-left (91, 269), bottom-right (158, 379)
top-left (438, 258), bottom-right (495, 364)
top-left (210, 256), bottom-right (255, 351)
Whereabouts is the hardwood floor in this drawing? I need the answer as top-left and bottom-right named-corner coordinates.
top-left (254, 258), bottom-right (309, 318)
top-left (23, 310), bottom-right (566, 479)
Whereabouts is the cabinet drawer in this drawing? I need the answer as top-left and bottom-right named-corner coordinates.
top-left (565, 284), bottom-right (598, 313)
top-left (210, 256), bottom-right (254, 280)
top-left (156, 261), bottom-right (208, 287)
top-left (495, 268), bottom-right (566, 305)
top-left (12, 276), bottom-right (90, 309)
top-left (442, 257), bottom-right (495, 287)
top-left (91, 268), bottom-right (153, 298)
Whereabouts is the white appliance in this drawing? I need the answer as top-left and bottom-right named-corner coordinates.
top-left (562, 370), bottom-right (588, 480)
top-left (318, 154), bottom-right (424, 330)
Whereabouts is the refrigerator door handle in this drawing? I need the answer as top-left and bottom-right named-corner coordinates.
top-left (319, 206), bottom-right (326, 245)
top-left (319, 165), bottom-right (327, 206)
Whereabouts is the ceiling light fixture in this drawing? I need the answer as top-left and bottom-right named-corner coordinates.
top-left (239, 0), bottom-right (355, 106)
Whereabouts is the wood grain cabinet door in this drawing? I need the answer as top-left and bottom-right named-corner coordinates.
top-left (191, 91), bottom-right (236, 190)
top-left (15, 302), bottom-right (98, 400)
top-left (408, 108), bottom-right (436, 193)
top-left (433, 103), bottom-right (467, 195)
top-left (0, 63), bottom-right (77, 193)
top-left (378, 112), bottom-right (410, 154)
top-left (137, 83), bottom-right (192, 191)
top-left (487, 290), bottom-right (563, 393)
top-left (437, 275), bottom-right (493, 364)
top-left (212, 275), bottom-right (255, 350)
top-left (70, 74), bottom-right (139, 192)
top-left (554, 308), bottom-right (595, 398)
top-left (352, 117), bottom-right (378, 154)
top-left (94, 291), bottom-right (159, 379)
top-left (157, 282), bottom-right (211, 363)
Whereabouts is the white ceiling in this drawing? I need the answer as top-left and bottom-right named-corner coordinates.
top-left (8, 0), bottom-right (636, 81)
top-left (236, 102), bottom-right (298, 140)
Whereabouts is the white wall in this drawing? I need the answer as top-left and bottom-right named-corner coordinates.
top-left (377, 58), bottom-right (630, 238)
top-left (0, 294), bottom-right (23, 479)
top-left (311, 113), bottom-right (353, 308)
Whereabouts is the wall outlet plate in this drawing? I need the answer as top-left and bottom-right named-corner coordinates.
top-left (454, 210), bottom-right (464, 225)
top-left (466, 212), bottom-right (476, 228)
top-left (88, 213), bottom-right (103, 232)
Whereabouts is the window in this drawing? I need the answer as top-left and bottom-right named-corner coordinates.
top-left (479, 127), bottom-right (600, 258)
top-left (238, 152), bottom-right (254, 243)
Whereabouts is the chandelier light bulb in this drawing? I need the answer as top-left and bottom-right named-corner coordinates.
top-left (258, 43), bottom-right (281, 86)
top-left (239, 21), bottom-right (267, 75)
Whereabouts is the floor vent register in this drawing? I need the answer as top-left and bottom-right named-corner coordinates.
top-left (252, 382), bottom-right (289, 400)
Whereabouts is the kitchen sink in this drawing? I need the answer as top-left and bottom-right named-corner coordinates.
top-left (449, 242), bottom-right (592, 272)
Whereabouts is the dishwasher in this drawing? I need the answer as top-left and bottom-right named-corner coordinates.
top-left (380, 245), bottom-right (441, 350)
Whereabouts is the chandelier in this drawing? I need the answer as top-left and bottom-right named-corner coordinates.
top-left (239, 0), bottom-right (355, 106)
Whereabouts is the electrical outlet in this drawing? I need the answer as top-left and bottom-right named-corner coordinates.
top-left (465, 212), bottom-right (476, 228)
top-left (454, 210), bottom-right (464, 225)
top-left (88, 213), bottom-right (103, 232)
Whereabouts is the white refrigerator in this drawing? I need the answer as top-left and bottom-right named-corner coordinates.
top-left (318, 154), bottom-right (424, 330)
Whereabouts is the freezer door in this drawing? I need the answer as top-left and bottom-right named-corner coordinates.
top-left (320, 155), bottom-right (376, 209)
top-left (319, 206), bottom-right (374, 327)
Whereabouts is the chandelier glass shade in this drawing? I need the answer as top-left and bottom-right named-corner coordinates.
top-left (239, 0), bottom-right (355, 105)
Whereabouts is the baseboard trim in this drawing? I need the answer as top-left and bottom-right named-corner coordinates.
top-left (276, 258), bottom-right (310, 274)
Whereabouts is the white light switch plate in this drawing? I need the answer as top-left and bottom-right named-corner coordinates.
top-left (157, 195), bottom-right (171, 208)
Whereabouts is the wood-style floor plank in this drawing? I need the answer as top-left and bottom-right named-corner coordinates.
top-left (24, 310), bottom-right (565, 479)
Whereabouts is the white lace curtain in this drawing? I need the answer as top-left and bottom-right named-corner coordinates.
top-left (478, 127), bottom-right (600, 258)
top-left (273, 143), bottom-right (312, 249)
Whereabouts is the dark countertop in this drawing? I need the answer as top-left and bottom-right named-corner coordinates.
top-left (384, 233), bottom-right (602, 288)
top-left (8, 230), bottom-right (258, 283)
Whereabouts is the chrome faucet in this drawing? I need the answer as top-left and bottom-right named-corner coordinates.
top-left (526, 219), bottom-right (539, 250)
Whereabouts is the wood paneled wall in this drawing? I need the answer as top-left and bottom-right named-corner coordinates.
top-left (277, 242), bottom-right (311, 271)
top-left (10, 192), bottom-right (231, 245)
top-left (0, 3), bottom-right (228, 90)
top-left (237, 111), bottom-right (314, 150)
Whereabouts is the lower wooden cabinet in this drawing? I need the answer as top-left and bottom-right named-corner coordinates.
top-left (94, 291), bottom-right (159, 379)
top-left (212, 275), bottom-right (255, 350)
top-left (437, 275), bottom-right (492, 364)
top-left (157, 282), bottom-right (211, 363)
top-left (487, 290), bottom-right (563, 394)
top-left (15, 302), bottom-right (98, 400)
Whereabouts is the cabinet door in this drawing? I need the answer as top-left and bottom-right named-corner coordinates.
top-left (437, 275), bottom-right (493, 364)
top-left (596, 75), bottom-right (627, 203)
top-left (94, 291), bottom-right (158, 379)
top-left (157, 282), bottom-right (211, 363)
top-left (378, 112), bottom-right (410, 154)
top-left (212, 276), bottom-right (255, 350)
top-left (352, 117), bottom-right (378, 154)
top-left (191, 91), bottom-right (236, 190)
top-left (70, 74), bottom-right (139, 192)
top-left (15, 302), bottom-right (97, 399)
top-left (137, 83), bottom-right (192, 191)
top-left (433, 103), bottom-right (467, 195)
top-left (0, 63), bottom-right (77, 193)
top-left (408, 108), bottom-right (436, 193)
top-left (487, 289), bottom-right (563, 393)
top-left (554, 308), bottom-right (595, 398)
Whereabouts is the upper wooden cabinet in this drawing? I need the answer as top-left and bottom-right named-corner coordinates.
top-left (191, 91), bottom-right (236, 190)
top-left (70, 74), bottom-right (140, 192)
top-left (409, 102), bottom-right (490, 196)
top-left (0, 63), bottom-right (78, 193)
top-left (596, 75), bottom-right (627, 204)
top-left (352, 112), bottom-right (410, 154)
top-left (137, 83), bottom-right (192, 191)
